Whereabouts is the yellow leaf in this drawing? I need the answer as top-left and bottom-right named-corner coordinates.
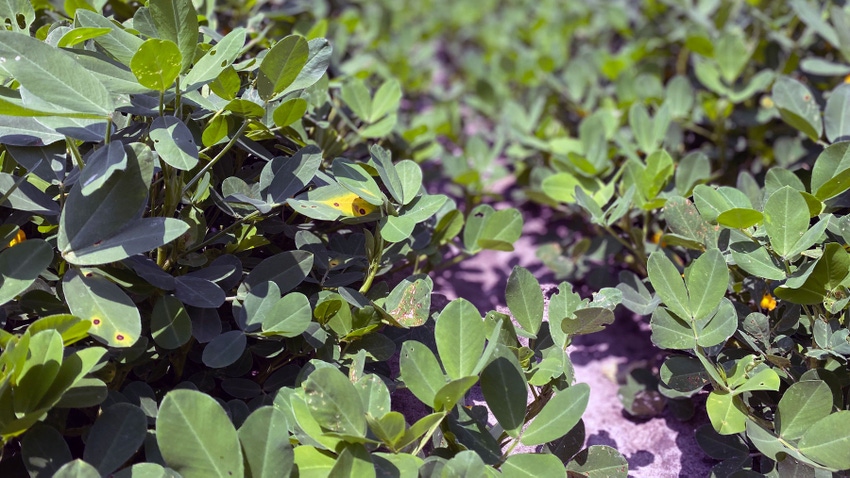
top-left (8, 229), bottom-right (25, 247)
top-left (317, 191), bottom-right (377, 217)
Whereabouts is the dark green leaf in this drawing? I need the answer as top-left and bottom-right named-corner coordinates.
top-left (83, 403), bottom-right (147, 475)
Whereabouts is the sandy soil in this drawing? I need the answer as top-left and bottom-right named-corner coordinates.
top-left (426, 209), bottom-right (716, 477)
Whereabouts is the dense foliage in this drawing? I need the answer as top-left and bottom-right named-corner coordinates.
top-left (1, 0), bottom-right (850, 476)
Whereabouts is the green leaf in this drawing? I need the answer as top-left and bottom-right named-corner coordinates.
top-left (433, 376), bottom-right (477, 412)
top-left (130, 39), bottom-right (182, 91)
top-left (501, 454), bottom-right (565, 478)
top-left (777, 381), bottom-right (833, 441)
top-left (243, 251), bottom-right (313, 295)
top-left (716, 208), bottom-right (763, 229)
top-left (505, 266), bottom-right (544, 336)
top-left (183, 28), bottom-right (246, 88)
top-left (746, 420), bottom-right (820, 468)
top-left (772, 75), bottom-right (822, 141)
top-left (641, 149), bottom-right (674, 200)
top-left (384, 275), bottom-right (432, 327)
top-left (542, 172), bottom-right (582, 203)
top-left (157, 389), bottom-right (243, 478)
top-left (63, 270), bottom-right (141, 347)
top-left (75, 10), bottom-right (143, 66)
top-left (292, 446), bottom-right (335, 477)
top-left (340, 79), bottom-right (372, 120)
top-left (149, 116), bottom-right (198, 170)
top-left (258, 35), bottom-right (309, 101)
top-left (262, 292), bottom-right (311, 337)
top-left (0, 239), bottom-right (53, 306)
top-left (57, 27), bottom-right (112, 48)
top-left (798, 411), bottom-right (850, 470)
top-left (83, 403), bottom-right (147, 475)
top-left (282, 38), bottom-right (331, 95)
top-left (272, 98), bottom-right (308, 128)
top-left (811, 142), bottom-right (850, 201)
top-left (694, 424), bottom-right (748, 460)
top-left (730, 242), bottom-right (786, 281)
top-left (151, 296), bottom-right (192, 350)
top-left (79, 141), bottom-right (127, 194)
top-left (647, 251), bottom-right (690, 320)
top-left (395, 160), bottom-right (422, 206)
top-left (463, 204), bottom-right (493, 253)
top-left (629, 102), bottom-right (655, 153)
top-left (379, 215), bottom-right (416, 243)
top-left (477, 208), bottom-right (523, 251)
top-left (660, 356), bottom-right (709, 395)
top-left (696, 298), bottom-right (737, 348)
top-left (367, 412), bottom-right (406, 449)
top-left (303, 367), bottom-right (366, 437)
top-left (521, 383), bottom-right (589, 446)
top-left (58, 142), bottom-right (152, 261)
top-left (763, 186), bottom-right (810, 258)
top-left (663, 196), bottom-right (717, 248)
top-left (355, 375), bottom-right (391, 418)
top-left (435, 298), bottom-right (486, 380)
top-left (562, 307), bottom-right (615, 336)
top-left (370, 145), bottom-right (403, 204)
top-left (333, 158), bottom-right (385, 206)
top-left (328, 443), bottom-right (375, 478)
top-left (112, 463), bottom-right (176, 478)
top-left (399, 341), bottom-right (446, 407)
top-left (148, 0), bottom-right (197, 72)
top-left (22, 423), bottom-right (72, 478)
top-left (442, 451), bottom-right (485, 478)
top-left (715, 28), bottom-right (750, 84)
top-left (62, 218), bottom-right (189, 266)
top-left (565, 446), bottom-right (628, 478)
top-left (53, 460), bottom-right (100, 478)
top-left (369, 79), bottom-right (402, 122)
top-left (201, 330), bottom-right (246, 369)
top-left (650, 307), bottom-right (695, 350)
top-left (825, 84), bottom-right (850, 142)
top-left (706, 391), bottom-right (747, 435)
top-left (260, 145), bottom-right (321, 205)
top-left (480, 355), bottom-right (527, 436)
top-left (685, 249), bottom-right (728, 321)
top-left (0, 31), bottom-right (113, 115)
top-left (0, 0), bottom-right (34, 34)
top-left (801, 58), bottom-right (850, 76)
top-left (238, 407), bottom-right (293, 478)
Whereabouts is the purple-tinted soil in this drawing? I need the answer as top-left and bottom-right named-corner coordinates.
top-left (392, 207), bottom-right (717, 477)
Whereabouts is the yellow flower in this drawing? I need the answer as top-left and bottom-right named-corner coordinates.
top-left (8, 229), bottom-right (25, 247)
top-left (650, 231), bottom-right (666, 248)
top-left (760, 292), bottom-right (776, 311)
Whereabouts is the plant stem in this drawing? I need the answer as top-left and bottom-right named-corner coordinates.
top-left (182, 120), bottom-right (250, 197)
top-left (359, 228), bottom-right (385, 295)
top-left (184, 209), bottom-right (264, 254)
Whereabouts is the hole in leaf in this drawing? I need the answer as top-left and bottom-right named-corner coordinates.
top-left (15, 14), bottom-right (25, 30)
